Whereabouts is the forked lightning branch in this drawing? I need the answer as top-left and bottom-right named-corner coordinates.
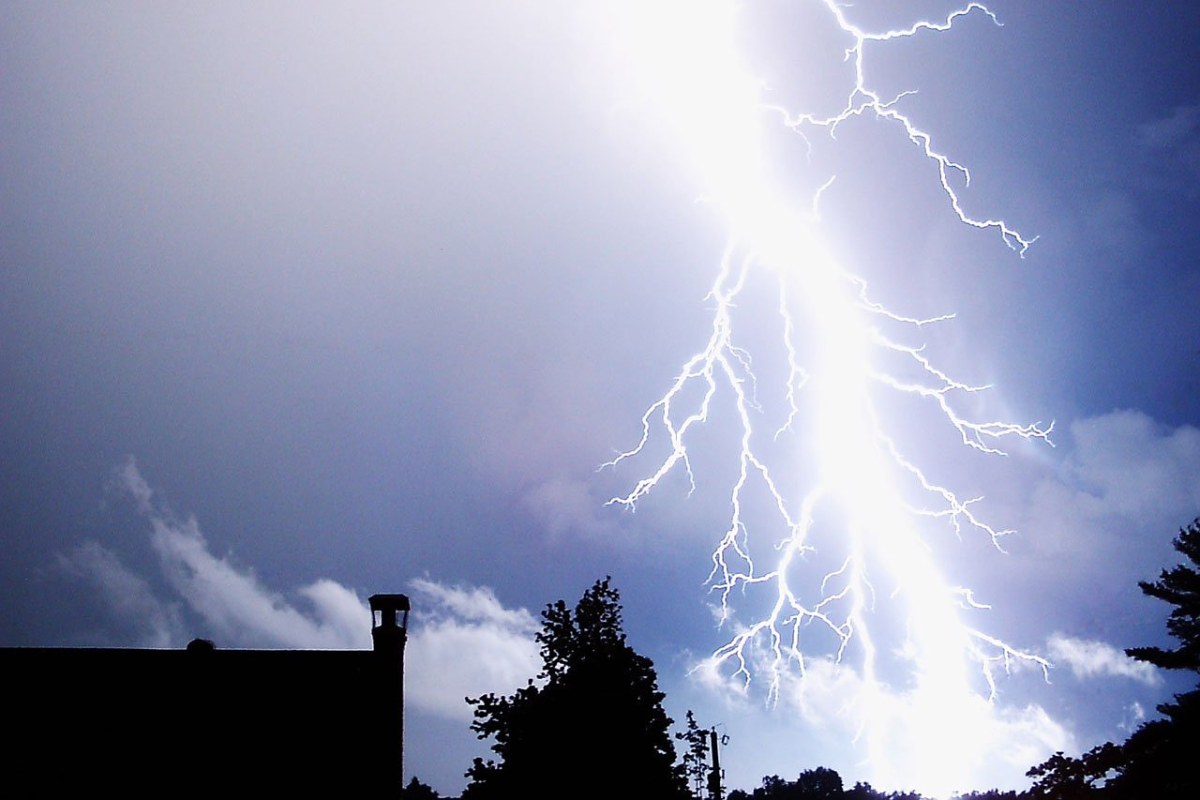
top-left (601, 0), bottom-right (1053, 743)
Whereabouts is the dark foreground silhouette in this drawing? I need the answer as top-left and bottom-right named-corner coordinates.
top-left (1023, 518), bottom-right (1200, 799)
top-left (1, 593), bottom-right (409, 796)
top-left (462, 517), bottom-right (1200, 800)
top-left (462, 577), bottom-right (689, 800)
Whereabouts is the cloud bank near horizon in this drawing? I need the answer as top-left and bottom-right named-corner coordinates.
top-left (53, 403), bottom-right (1200, 795)
top-left (59, 458), bottom-right (541, 721)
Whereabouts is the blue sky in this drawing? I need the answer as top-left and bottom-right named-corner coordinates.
top-left (2, 2), bottom-right (1199, 796)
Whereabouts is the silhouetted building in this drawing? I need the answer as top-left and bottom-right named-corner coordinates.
top-left (2, 593), bottom-right (409, 797)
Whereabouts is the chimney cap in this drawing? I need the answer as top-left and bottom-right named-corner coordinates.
top-left (368, 594), bottom-right (410, 612)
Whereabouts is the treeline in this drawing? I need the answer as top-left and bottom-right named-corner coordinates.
top-left (728, 768), bottom-right (1019, 800)
top-left (1018, 520), bottom-right (1200, 799)
top-left (403, 519), bottom-right (1200, 799)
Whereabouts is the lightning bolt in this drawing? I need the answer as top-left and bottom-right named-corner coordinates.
top-left (601, 1), bottom-right (1052, 790)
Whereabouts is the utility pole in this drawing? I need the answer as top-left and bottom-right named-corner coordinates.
top-left (707, 727), bottom-right (723, 800)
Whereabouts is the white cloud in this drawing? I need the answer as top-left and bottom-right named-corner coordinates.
top-left (521, 475), bottom-right (611, 538)
top-left (409, 577), bottom-right (537, 631)
top-left (1066, 411), bottom-right (1200, 520)
top-left (679, 408), bottom-right (1200, 795)
top-left (147, 513), bottom-right (371, 649)
top-left (118, 456), bottom-right (155, 513)
top-left (692, 646), bottom-right (1072, 797)
top-left (405, 578), bottom-right (541, 720)
top-left (1120, 701), bottom-right (1147, 733)
top-left (64, 458), bottom-right (543, 723)
top-left (115, 459), bottom-right (371, 650)
top-left (1022, 411), bottom-right (1200, 571)
top-left (789, 663), bottom-right (1070, 797)
top-left (1046, 633), bottom-right (1161, 686)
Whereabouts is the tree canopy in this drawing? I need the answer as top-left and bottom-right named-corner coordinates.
top-left (1126, 518), bottom-right (1200, 674)
top-left (463, 577), bottom-right (688, 800)
top-left (399, 776), bottom-right (441, 800)
top-left (1026, 518), bottom-right (1200, 799)
top-left (729, 768), bottom-right (845, 800)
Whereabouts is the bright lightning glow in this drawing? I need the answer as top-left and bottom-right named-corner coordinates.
top-left (601, 2), bottom-right (1053, 794)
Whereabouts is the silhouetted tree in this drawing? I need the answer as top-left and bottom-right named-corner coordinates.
top-left (1106, 518), bottom-right (1200, 798)
top-left (730, 768), bottom-right (846, 800)
top-left (1127, 518), bottom-right (1200, 675)
top-left (676, 710), bottom-right (712, 798)
top-left (1025, 742), bottom-right (1125, 798)
top-left (796, 767), bottom-right (844, 799)
top-left (400, 776), bottom-right (441, 800)
top-left (843, 782), bottom-right (879, 800)
top-left (463, 577), bottom-right (688, 800)
top-left (1025, 519), bottom-right (1200, 799)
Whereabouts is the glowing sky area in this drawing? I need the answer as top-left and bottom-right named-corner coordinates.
top-left (601, 4), bottom-right (1058, 794)
top-left (2, 2), bottom-right (1199, 797)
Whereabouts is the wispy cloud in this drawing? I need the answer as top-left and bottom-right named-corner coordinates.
top-left (57, 540), bottom-right (183, 647)
top-left (1120, 701), bottom-right (1147, 733)
top-left (115, 457), bottom-right (370, 649)
top-left (521, 475), bottom-right (611, 538)
top-left (1047, 633), bottom-right (1161, 686)
top-left (61, 458), bottom-right (542, 722)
